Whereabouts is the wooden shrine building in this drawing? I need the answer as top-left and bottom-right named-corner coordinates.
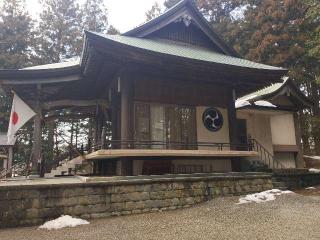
top-left (0, 0), bottom-right (313, 177)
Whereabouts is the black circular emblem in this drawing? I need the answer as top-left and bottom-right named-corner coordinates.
top-left (202, 108), bottom-right (224, 132)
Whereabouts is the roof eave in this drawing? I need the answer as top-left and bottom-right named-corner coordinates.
top-left (85, 31), bottom-right (287, 82)
top-left (0, 65), bottom-right (82, 85)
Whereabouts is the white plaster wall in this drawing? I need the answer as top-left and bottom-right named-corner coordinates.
top-left (270, 113), bottom-right (296, 145)
top-left (237, 112), bottom-right (273, 154)
top-left (196, 107), bottom-right (230, 150)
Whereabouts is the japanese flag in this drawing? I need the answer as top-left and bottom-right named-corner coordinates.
top-left (7, 93), bottom-right (36, 145)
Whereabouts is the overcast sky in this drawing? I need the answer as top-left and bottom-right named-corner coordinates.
top-left (26, 0), bottom-right (165, 33)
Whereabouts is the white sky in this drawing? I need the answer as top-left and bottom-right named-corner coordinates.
top-left (25, 0), bottom-right (165, 33)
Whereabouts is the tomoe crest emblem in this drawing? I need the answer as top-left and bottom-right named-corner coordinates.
top-left (202, 108), bottom-right (223, 132)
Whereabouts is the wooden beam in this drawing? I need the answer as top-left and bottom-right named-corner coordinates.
top-left (42, 99), bottom-right (109, 110)
top-left (44, 113), bottom-right (94, 122)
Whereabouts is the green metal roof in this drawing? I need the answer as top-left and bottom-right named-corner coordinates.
top-left (238, 77), bottom-right (313, 108)
top-left (90, 32), bottom-right (286, 71)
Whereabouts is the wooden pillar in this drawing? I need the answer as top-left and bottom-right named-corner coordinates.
top-left (116, 74), bottom-right (134, 176)
top-left (30, 85), bottom-right (42, 177)
top-left (228, 88), bottom-right (238, 150)
top-left (3, 155), bottom-right (8, 171)
top-left (7, 146), bottom-right (13, 171)
top-left (228, 88), bottom-right (241, 171)
top-left (120, 77), bottom-right (134, 148)
top-left (111, 89), bottom-right (121, 147)
top-left (88, 118), bottom-right (93, 152)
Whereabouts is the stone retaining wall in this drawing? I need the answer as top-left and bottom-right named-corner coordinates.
top-left (0, 173), bottom-right (273, 228)
top-left (273, 172), bottom-right (320, 189)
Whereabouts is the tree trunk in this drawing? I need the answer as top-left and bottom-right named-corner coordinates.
top-left (310, 82), bottom-right (320, 155)
top-left (47, 120), bottom-right (55, 163)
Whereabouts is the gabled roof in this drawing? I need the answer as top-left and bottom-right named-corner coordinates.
top-left (85, 32), bottom-right (286, 72)
top-left (124, 0), bottom-right (239, 57)
top-left (237, 78), bottom-right (314, 110)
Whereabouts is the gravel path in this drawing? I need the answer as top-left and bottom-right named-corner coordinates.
top-left (1, 192), bottom-right (320, 240)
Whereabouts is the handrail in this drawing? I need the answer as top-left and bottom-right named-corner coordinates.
top-left (92, 140), bottom-right (253, 152)
top-left (0, 161), bottom-right (29, 179)
top-left (43, 131), bottom-right (87, 174)
top-left (248, 138), bottom-right (285, 169)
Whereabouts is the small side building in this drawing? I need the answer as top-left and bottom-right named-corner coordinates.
top-left (236, 78), bottom-right (313, 169)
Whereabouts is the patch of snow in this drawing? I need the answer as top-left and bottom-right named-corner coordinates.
top-left (254, 100), bottom-right (277, 108)
top-left (305, 155), bottom-right (320, 161)
top-left (237, 189), bottom-right (293, 204)
top-left (39, 215), bottom-right (89, 230)
top-left (309, 168), bottom-right (320, 173)
top-left (235, 99), bottom-right (251, 108)
top-left (305, 187), bottom-right (316, 190)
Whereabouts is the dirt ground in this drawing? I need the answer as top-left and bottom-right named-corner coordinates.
top-left (1, 187), bottom-right (320, 240)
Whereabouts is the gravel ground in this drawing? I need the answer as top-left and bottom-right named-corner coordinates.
top-left (1, 191), bottom-right (320, 240)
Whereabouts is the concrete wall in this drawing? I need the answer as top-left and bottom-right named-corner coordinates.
top-left (274, 152), bottom-right (296, 168)
top-left (0, 173), bottom-right (272, 228)
top-left (270, 113), bottom-right (296, 145)
top-left (196, 106), bottom-right (230, 148)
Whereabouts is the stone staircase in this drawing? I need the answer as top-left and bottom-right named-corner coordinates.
top-left (44, 155), bottom-right (86, 178)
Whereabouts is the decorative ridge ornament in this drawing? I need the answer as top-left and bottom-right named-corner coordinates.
top-left (175, 14), bottom-right (193, 27)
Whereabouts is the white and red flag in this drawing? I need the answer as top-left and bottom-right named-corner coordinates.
top-left (7, 93), bottom-right (36, 145)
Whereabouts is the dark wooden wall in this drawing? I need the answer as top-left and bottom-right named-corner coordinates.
top-left (134, 77), bottom-right (229, 108)
top-left (147, 22), bottom-right (221, 52)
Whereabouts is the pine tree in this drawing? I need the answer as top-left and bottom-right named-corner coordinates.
top-left (35, 0), bottom-right (83, 64)
top-left (0, 0), bottom-right (35, 69)
top-left (146, 2), bottom-right (162, 21)
top-left (81, 0), bottom-right (108, 33)
top-left (107, 25), bottom-right (120, 35)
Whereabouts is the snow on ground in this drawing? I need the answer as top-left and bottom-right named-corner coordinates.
top-left (38, 215), bottom-right (89, 230)
top-left (305, 187), bottom-right (316, 190)
top-left (237, 189), bottom-right (293, 204)
top-left (309, 168), bottom-right (320, 173)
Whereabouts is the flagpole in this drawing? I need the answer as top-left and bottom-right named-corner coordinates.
top-left (29, 84), bottom-right (42, 178)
